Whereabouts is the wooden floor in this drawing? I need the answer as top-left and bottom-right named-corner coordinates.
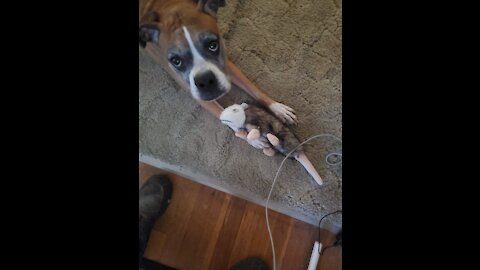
top-left (140, 162), bottom-right (341, 270)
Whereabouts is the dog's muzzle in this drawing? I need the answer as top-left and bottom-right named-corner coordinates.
top-left (193, 70), bottom-right (230, 101)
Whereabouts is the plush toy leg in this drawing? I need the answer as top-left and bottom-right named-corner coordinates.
top-left (247, 128), bottom-right (261, 141)
top-left (266, 133), bottom-right (280, 146)
top-left (263, 147), bottom-right (276, 156)
top-left (235, 130), bottom-right (248, 139)
top-left (295, 152), bottom-right (323, 185)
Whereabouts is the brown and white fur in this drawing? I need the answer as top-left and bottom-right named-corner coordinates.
top-left (139, 0), bottom-right (297, 149)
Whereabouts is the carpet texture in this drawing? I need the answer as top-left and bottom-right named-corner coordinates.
top-left (139, 0), bottom-right (342, 227)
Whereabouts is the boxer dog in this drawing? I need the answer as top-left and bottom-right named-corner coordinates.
top-left (139, 0), bottom-right (297, 149)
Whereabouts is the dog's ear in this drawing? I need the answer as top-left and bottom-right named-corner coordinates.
top-left (195, 0), bottom-right (226, 17)
top-left (139, 11), bottom-right (160, 48)
top-left (139, 25), bottom-right (160, 48)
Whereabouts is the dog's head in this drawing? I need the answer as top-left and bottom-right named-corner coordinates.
top-left (139, 0), bottom-right (230, 101)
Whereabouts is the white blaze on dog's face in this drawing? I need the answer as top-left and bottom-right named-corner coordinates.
top-left (219, 103), bottom-right (248, 132)
top-left (181, 26), bottom-right (231, 101)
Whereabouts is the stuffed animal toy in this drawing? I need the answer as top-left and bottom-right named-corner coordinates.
top-left (220, 102), bottom-right (323, 185)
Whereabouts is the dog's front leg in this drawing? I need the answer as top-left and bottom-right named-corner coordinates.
top-left (197, 100), bottom-right (225, 119)
top-left (226, 59), bottom-right (297, 125)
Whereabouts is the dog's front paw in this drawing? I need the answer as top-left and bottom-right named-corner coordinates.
top-left (269, 102), bottom-right (297, 125)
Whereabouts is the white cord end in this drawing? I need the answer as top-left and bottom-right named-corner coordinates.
top-left (307, 241), bottom-right (321, 270)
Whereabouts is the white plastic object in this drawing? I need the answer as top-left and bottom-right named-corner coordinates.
top-left (307, 241), bottom-right (322, 270)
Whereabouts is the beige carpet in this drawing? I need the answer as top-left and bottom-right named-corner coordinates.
top-left (139, 0), bottom-right (342, 227)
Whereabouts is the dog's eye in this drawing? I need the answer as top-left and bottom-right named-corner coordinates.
top-left (208, 41), bottom-right (219, 52)
top-left (170, 57), bottom-right (182, 68)
top-left (233, 109), bottom-right (238, 112)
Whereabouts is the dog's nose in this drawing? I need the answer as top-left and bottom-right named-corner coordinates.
top-left (194, 70), bottom-right (217, 89)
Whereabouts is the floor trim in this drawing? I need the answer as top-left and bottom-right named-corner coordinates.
top-left (139, 153), bottom-right (341, 233)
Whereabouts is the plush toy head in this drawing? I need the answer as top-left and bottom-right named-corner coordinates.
top-left (220, 103), bottom-right (249, 131)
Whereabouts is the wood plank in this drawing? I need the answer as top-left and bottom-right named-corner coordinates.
top-left (198, 193), bottom-right (232, 270)
top-left (142, 169), bottom-right (203, 267)
top-left (280, 219), bottom-right (318, 270)
top-left (227, 202), bottom-right (288, 269)
top-left (143, 229), bottom-right (167, 261)
top-left (173, 186), bottom-right (228, 269)
top-left (318, 246), bottom-right (342, 270)
top-left (271, 214), bottom-right (294, 270)
top-left (208, 196), bottom-right (248, 270)
top-left (139, 162), bottom-right (342, 270)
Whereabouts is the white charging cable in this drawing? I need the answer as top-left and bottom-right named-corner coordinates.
top-left (265, 134), bottom-right (342, 270)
